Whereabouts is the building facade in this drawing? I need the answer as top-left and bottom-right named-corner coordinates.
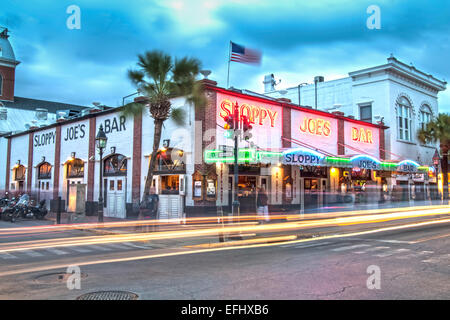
top-left (4, 79), bottom-right (436, 219)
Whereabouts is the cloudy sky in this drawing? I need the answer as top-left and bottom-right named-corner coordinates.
top-left (1, 0), bottom-right (449, 111)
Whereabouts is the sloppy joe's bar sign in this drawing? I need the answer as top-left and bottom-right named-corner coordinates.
top-left (282, 148), bottom-right (325, 166)
top-left (218, 97), bottom-right (279, 127)
top-left (34, 131), bottom-right (56, 147)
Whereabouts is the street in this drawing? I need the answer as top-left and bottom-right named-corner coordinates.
top-left (0, 206), bottom-right (449, 300)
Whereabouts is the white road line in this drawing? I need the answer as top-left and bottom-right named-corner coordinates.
top-left (69, 246), bottom-right (93, 253)
top-left (331, 244), bottom-right (371, 252)
top-left (45, 248), bottom-right (69, 255)
top-left (354, 246), bottom-right (390, 254)
top-left (422, 254), bottom-right (450, 264)
top-left (103, 243), bottom-right (130, 250)
top-left (0, 252), bottom-right (18, 259)
top-left (88, 245), bottom-right (112, 251)
top-left (374, 248), bottom-right (410, 258)
top-left (22, 250), bottom-right (44, 257)
top-left (280, 241), bottom-right (331, 248)
top-left (397, 251), bottom-right (434, 259)
top-left (350, 238), bottom-right (413, 244)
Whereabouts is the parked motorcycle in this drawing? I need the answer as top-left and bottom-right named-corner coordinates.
top-left (0, 196), bottom-right (18, 222)
top-left (26, 199), bottom-right (48, 220)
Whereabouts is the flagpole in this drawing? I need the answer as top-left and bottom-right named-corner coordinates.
top-left (227, 41), bottom-right (231, 88)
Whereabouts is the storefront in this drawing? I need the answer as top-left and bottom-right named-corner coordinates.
top-left (3, 79), bottom-right (437, 219)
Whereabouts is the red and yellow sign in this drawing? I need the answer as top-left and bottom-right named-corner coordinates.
top-left (351, 127), bottom-right (373, 144)
top-left (219, 99), bottom-right (278, 127)
top-left (300, 117), bottom-right (332, 137)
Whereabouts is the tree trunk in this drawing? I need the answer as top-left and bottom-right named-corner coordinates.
top-left (442, 151), bottom-right (449, 200)
top-left (142, 118), bottom-right (164, 200)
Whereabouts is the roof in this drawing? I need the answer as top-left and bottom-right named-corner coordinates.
top-left (0, 28), bottom-right (17, 62)
top-left (1, 96), bottom-right (88, 113)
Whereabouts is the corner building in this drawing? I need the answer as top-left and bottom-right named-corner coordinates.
top-left (4, 79), bottom-right (434, 219)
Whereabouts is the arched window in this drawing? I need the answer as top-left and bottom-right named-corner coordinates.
top-left (397, 96), bottom-right (413, 141)
top-left (103, 154), bottom-right (127, 176)
top-left (38, 162), bottom-right (52, 179)
top-left (420, 104), bottom-right (432, 131)
top-left (67, 158), bottom-right (84, 178)
top-left (14, 165), bottom-right (26, 181)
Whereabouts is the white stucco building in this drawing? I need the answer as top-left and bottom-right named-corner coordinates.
top-left (264, 56), bottom-right (447, 169)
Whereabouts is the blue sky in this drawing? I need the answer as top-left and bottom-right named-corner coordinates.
top-left (1, 0), bottom-right (449, 112)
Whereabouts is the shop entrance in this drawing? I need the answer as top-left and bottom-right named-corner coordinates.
top-left (302, 178), bottom-right (327, 209)
top-left (103, 154), bottom-right (127, 219)
top-left (227, 175), bottom-right (269, 213)
top-left (105, 177), bottom-right (126, 218)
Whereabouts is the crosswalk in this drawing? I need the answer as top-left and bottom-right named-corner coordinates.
top-left (279, 239), bottom-right (450, 265)
top-left (0, 242), bottom-right (152, 260)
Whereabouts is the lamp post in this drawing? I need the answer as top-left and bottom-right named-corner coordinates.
top-left (96, 124), bottom-right (108, 222)
top-left (297, 82), bottom-right (308, 106)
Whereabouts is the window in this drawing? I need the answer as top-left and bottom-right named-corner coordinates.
top-left (397, 96), bottom-right (413, 141)
top-left (67, 158), bottom-right (84, 178)
top-left (14, 165), bottom-right (26, 181)
top-left (359, 104), bottom-right (372, 123)
top-left (0, 107), bottom-right (6, 120)
top-left (104, 154), bottom-right (127, 176)
top-left (0, 73), bottom-right (3, 96)
top-left (38, 162), bottom-right (52, 179)
top-left (420, 105), bottom-right (432, 131)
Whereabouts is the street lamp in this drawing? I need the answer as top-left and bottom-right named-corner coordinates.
top-left (96, 124), bottom-right (108, 222)
top-left (297, 83), bottom-right (308, 106)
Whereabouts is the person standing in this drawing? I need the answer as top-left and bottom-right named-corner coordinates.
top-left (256, 187), bottom-right (270, 223)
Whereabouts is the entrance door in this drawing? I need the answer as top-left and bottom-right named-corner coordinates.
top-left (303, 178), bottom-right (319, 209)
top-left (66, 178), bottom-right (83, 210)
top-left (105, 177), bottom-right (126, 219)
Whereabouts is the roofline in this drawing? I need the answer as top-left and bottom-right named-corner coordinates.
top-left (349, 58), bottom-right (447, 91)
top-left (205, 84), bottom-right (388, 130)
top-left (5, 106), bottom-right (125, 139)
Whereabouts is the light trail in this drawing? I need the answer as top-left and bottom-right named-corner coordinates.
top-left (0, 206), bottom-right (448, 254)
top-left (1, 217), bottom-right (449, 278)
top-left (0, 204), bottom-right (448, 236)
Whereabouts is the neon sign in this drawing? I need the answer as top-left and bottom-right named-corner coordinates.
top-left (282, 147), bottom-right (325, 166)
top-left (352, 127), bottom-right (373, 144)
top-left (299, 117), bottom-right (331, 137)
top-left (219, 99), bottom-right (278, 127)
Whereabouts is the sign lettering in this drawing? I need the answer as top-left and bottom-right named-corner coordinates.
top-left (34, 132), bottom-right (56, 147)
top-left (352, 127), bottom-right (373, 144)
top-left (64, 124), bottom-right (86, 141)
top-left (219, 99), bottom-right (278, 127)
top-left (300, 117), bottom-right (331, 136)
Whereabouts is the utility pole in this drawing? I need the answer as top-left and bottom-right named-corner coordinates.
top-left (232, 103), bottom-right (240, 220)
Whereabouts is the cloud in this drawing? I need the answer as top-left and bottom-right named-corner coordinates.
top-left (1, 0), bottom-right (448, 112)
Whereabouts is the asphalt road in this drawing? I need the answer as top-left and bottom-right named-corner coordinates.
top-left (0, 213), bottom-right (449, 300)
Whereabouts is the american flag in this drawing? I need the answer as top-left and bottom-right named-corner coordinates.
top-left (230, 42), bottom-right (261, 65)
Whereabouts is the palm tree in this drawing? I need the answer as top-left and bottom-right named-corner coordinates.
top-left (123, 50), bottom-right (205, 201)
top-left (417, 113), bottom-right (450, 200)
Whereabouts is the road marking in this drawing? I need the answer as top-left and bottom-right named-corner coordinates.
top-left (350, 238), bottom-right (413, 244)
top-left (374, 248), bottom-right (410, 258)
top-left (354, 246), bottom-right (390, 254)
top-left (45, 248), bottom-right (69, 255)
top-left (22, 250), bottom-right (44, 257)
top-left (397, 251), bottom-right (434, 259)
top-left (422, 254), bottom-right (450, 264)
top-left (103, 243), bottom-right (131, 250)
top-left (70, 246), bottom-right (93, 253)
top-left (412, 233), bottom-right (450, 244)
top-left (0, 252), bottom-right (17, 259)
top-left (88, 245), bottom-right (112, 251)
top-left (331, 244), bottom-right (370, 252)
top-left (280, 241), bottom-right (331, 248)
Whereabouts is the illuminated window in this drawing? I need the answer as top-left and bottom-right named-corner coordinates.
top-left (67, 158), bottom-right (84, 178)
top-left (38, 162), bottom-right (52, 179)
top-left (103, 154), bottom-right (127, 176)
top-left (397, 96), bottom-right (412, 141)
top-left (14, 165), bottom-right (26, 181)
